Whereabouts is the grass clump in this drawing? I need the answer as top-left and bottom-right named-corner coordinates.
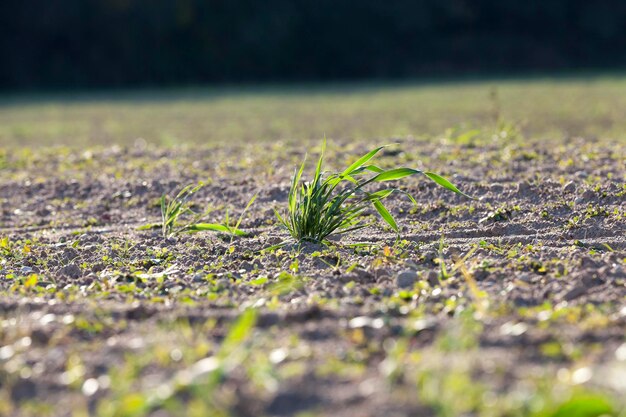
top-left (276, 140), bottom-right (471, 244)
top-left (141, 182), bottom-right (256, 238)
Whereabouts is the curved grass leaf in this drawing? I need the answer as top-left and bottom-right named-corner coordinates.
top-left (372, 199), bottom-right (398, 232)
top-left (367, 189), bottom-right (395, 200)
top-left (188, 223), bottom-right (246, 236)
top-left (372, 167), bottom-right (421, 182)
top-left (341, 146), bottom-right (385, 177)
top-left (424, 172), bottom-right (474, 199)
top-left (137, 223), bottom-right (161, 231)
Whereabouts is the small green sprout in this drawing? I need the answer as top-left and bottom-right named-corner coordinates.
top-left (275, 139), bottom-right (471, 245)
top-left (140, 182), bottom-right (256, 238)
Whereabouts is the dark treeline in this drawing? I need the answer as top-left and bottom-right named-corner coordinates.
top-left (2, 0), bottom-right (626, 89)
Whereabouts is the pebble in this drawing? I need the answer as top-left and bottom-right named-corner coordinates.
top-left (20, 266), bottom-right (33, 275)
top-left (426, 270), bottom-right (439, 287)
top-left (421, 251), bottom-right (437, 265)
top-left (192, 274), bottom-right (206, 283)
top-left (395, 270), bottom-right (418, 288)
top-left (575, 190), bottom-right (596, 204)
top-left (58, 264), bottom-right (82, 279)
top-left (216, 278), bottom-right (231, 289)
top-left (516, 182), bottom-right (532, 194)
top-left (563, 181), bottom-right (576, 194)
top-left (562, 285), bottom-right (586, 301)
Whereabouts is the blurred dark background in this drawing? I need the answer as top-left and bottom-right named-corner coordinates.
top-left (2, 0), bottom-right (626, 90)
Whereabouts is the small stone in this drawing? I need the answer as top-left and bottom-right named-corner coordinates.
top-left (581, 190), bottom-right (595, 201)
top-left (192, 274), bottom-right (206, 283)
top-left (374, 268), bottom-right (393, 280)
top-left (426, 271), bottom-right (439, 287)
top-left (82, 378), bottom-right (99, 396)
top-left (421, 251), bottom-right (437, 265)
top-left (395, 270), bottom-right (418, 289)
top-left (11, 378), bottom-right (37, 403)
top-left (58, 264), bottom-right (82, 279)
top-left (216, 278), bottom-right (231, 289)
top-left (353, 268), bottom-right (373, 281)
top-left (31, 328), bottom-right (52, 345)
top-left (563, 181), bottom-right (576, 194)
top-left (240, 262), bottom-right (255, 272)
top-left (580, 256), bottom-right (598, 269)
top-left (562, 285), bottom-right (586, 301)
top-left (516, 182), bottom-right (532, 194)
top-left (473, 269), bottom-right (489, 281)
top-left (581, 275), bottom-right (602, 288)
top-left (61, 248), bottom-right (79, 263)
top-left (20, 266), bottom-right (33, 275)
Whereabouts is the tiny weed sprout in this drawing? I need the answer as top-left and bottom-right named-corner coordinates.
top-left (275, 140), bottom-right (471, 245)
top-left (159, 183), bottom-right (203, 237)
top-left (140, 183), bottom-right (257, 238)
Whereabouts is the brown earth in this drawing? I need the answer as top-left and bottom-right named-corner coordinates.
top-left (0, 136), bottom-right (624, 416)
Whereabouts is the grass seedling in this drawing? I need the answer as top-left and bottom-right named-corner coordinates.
top-left (140, 182), bottom-right (257, 238)
top-left (275, 139), bottom-right (471, 245)
top-left (158, 183), bottom-right (203, 237)
top-left (188, 193), bottom-right (257, 237)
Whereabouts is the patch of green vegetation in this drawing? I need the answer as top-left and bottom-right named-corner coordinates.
top-left (140, 182), bottom-right (256, 239)
top-left (4, 76), bottom-right (626, 148)
top-left (275, 140), bottom-right (470, 245)
top-left (378, 311), bottom-right (624, 417)
top-left (97, 309), bottom-right (260, 417)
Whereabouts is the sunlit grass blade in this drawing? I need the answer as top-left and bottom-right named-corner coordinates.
top-left (275, 139), bottom-right (472, 245)
top-left (372, 199), bottom-right (398, 232)
top-left (371, 167), bottom-right (422, 182)
top-left (314, 138), bottom-right (326, 183)
top-left (138, 223), bottom-right (161, 231)
top-left (424, 172), bottom-right (474, 199)
top-left (189, 223), bottom-right (247, 236)
top-left (367, 189), bottom-right (395, 200)
top-left (234, 193), bottom-right (258, 232)
top-left (341, 146), bottom-right (385, 177)
top-left (146, 183), bottom-right (256, 238)
top-left (352, 164), bottom-right (384, 174)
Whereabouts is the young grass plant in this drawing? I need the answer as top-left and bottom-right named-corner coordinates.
top-left (140, 182), bottom-right (256, 239)
top-left (275, 140), bottom-right (471, 245)
top-left (158, 183), bottom-right (203, 238)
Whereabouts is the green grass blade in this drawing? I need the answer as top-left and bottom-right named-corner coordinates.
top-left (372, 199), bottom-right (398, 232)
top-left (262, 240), bottom-right (290, 252)
top-left (138, 223), bottom-right (161, 231)
top-left (189, 223), bottom-right (247, 236)
top-left (218, 308), bottom-right (257, 359)
top-left (234, 193), bottom-right (258, 231)
top-left (352, 164), bottom-right (384, 174)
top-left (290, 156), bottom-right (307, 215)
top-left (341, 146), bottom-right (385, 177)
top-left (367, 189), bottom-right (395, 200)
top-left (189, 223), bottom-right (231, 233)
top-left (423, 172), bottom-right (474, 199)
top-left (399, 190), bottom-right (418, 206)
top-left (314, 138), bottom-right (326, 183)
top-left (160, 195), bottom-right (168, 236)
top-left (372, 167), bottom-right (421, 182)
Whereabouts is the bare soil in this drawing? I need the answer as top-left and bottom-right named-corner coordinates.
top-left (0, 136), bottom-right (624, 416)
